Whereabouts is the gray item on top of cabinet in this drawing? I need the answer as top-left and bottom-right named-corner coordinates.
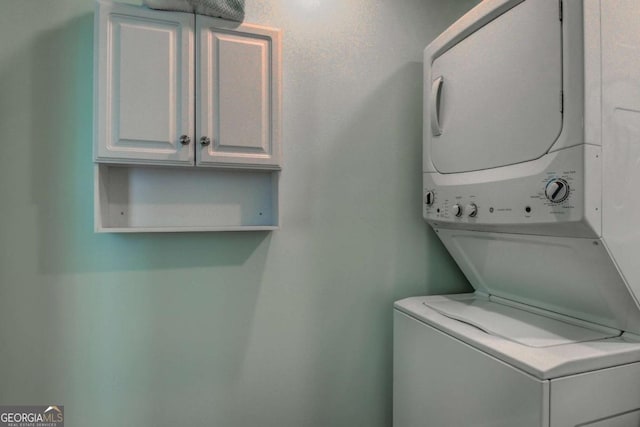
top-left (143, 0), bottom-right (244, 22)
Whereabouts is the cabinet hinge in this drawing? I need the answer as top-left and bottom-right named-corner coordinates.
top-left (559, 0), bottom-right (563, 21)
top-left (560, 90), bottom-right (564, 113)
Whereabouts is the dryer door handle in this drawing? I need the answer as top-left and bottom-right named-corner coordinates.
top-left (431, 76), bottom-right (444, 136)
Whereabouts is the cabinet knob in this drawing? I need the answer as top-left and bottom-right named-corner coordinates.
top-left (179, 135), bottom-right (191, 145)
top-left (200, 136), bottom-right (211, 147)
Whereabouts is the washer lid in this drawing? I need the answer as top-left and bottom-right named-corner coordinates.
top-left (394, 294), bottom-right (640, 379)
top-left (429, 0), bottom-right (563, 173)
top-left (422, 296), bottom-right (616, 348)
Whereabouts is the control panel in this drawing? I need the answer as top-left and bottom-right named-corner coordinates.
top-left (422, 145), bottom-right (601, 237)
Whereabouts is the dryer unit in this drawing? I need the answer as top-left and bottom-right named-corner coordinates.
top-left (394, 0), bottom-right (640, 426)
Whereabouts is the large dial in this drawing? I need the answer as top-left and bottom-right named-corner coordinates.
top-left (545, 178), bottom-right (570, 203)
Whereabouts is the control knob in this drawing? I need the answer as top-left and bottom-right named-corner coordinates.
top-left (452, 204), bottom-right (463, 217)
top-left (424, 191), bottom-right (435, 206)
top-left (545, 179), bottom-right (570, 203)
top-left (467, 203), bottom-right (478, 218)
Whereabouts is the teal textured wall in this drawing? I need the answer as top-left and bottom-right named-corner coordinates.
top-left (0, 0), bottom-right (477, 425)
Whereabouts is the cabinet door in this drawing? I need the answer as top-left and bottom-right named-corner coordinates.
top-left (94, 1), bottom-right (194, 166)
top-left (196, 17), bottom-right (282, 168)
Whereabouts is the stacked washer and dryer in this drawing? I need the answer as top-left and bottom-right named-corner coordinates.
top-left (394, 0), bottom-right (640, 426)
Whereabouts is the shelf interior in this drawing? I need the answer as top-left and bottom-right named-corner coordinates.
top-left (96, 164), bottom-right (279, 232)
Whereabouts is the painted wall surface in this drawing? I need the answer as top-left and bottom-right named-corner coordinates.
top-left (0, 0), bottom-right (478, 426)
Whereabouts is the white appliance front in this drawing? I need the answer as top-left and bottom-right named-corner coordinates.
top-left (421, 0), bottom-right (640, 339)
top-left (394, 0), bottom-right (640, 426)
top-left (394, 296), bottom-right (640, 427)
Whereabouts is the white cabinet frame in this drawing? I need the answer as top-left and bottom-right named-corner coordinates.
top-left (93, 1), bottom-right (282, 232)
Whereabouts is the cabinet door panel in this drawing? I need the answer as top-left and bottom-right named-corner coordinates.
top-left (216, 34), bottom-right (269, 153)
top-left (95, 2), bottom-right (194, 165)
top-left (197, 17), bottom-right (281, 168)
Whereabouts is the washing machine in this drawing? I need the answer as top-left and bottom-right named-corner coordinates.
top-left (394, 0), bottom-right (640, 426)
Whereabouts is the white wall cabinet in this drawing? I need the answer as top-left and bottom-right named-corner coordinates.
top-left (94, 1), bottom-right (282, 232)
